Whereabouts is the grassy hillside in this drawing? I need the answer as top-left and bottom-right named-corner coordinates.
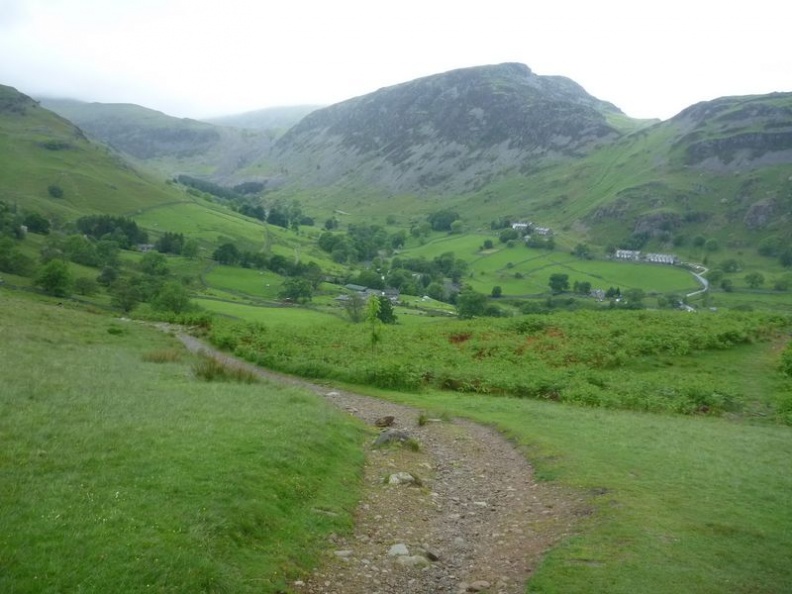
top-left (0, 290), bottom-right (367, 593)
top-left (0, 85), bottom-right (186, 220)
top-left (38, 97), bottom-right (280, 184)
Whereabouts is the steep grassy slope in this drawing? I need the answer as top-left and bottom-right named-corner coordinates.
top-left (38, 98), bottom-right (279, 184)
top-left (0, 85), bottom-right (186, 220)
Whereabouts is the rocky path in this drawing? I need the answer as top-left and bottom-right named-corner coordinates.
top-left (172, 330), bottom-right (584, 594)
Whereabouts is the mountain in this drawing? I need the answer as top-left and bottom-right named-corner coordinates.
top-left (203, 105), bottom-right (321, 132)
top-left (37, 98), bottom-right (278, 184)
top-left (0, 85), bottom-right (187, 219)
top-left (270, 63), bottom-right (641, 194)
top-left (18, 63), bottom-right (792, 260)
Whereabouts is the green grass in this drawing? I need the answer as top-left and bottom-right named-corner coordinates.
top-left (0, 290), bottom-right (367, 593)
top-left (347, 382), bottom-right (792, 594)
top-left (208, 309), bottom-right (791, 417)
top-left (194, 297), bottom-right (347, 326)
top-left (202, 265), bottom-right (285, 299)
top-left (403, 235), bottom-right (699, 296)
top-left (0, 86), bottom-right (185, 221)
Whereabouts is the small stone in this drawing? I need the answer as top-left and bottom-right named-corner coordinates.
top-left (423, 548), bottom-right (440, 561)
top-left (388, 472), bottom-right (416, 485)
top-left (293, 580), bottom-right (305, 587)
top-left (374, 429), bottom-right (411, 447)
top-left (375, 415), bottom-right (395, 427)
top-left (468, 580), bottom-right (491, 591)
top-left (388, 543), bottom-right (409, 557)
top-left (334, 549), bottom-right (353, 558)
top-left (397, 555), bottom-right (430, 568)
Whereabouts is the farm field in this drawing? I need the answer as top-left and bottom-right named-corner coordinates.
top-left (402, 234), bottom-right (700, 296)
top-left (194, 297), bottom-right (346, 327)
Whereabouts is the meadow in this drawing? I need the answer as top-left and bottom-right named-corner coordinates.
top-left (0, 290), bottom-right (368, 593)
top-left (207, 309), bottom-right (791, 418)
top-left (203, 302), bottom-right (792, 593)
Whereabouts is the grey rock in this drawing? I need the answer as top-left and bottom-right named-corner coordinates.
top-left (388, 472), bottom-right (416, 485)
top-left (374, 429), bottom-right (411, 447)
top-left (388, 543), bottom-right (409, 557)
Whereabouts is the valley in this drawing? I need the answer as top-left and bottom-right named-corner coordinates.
top-left (2, 63), bottom-right (791, 593)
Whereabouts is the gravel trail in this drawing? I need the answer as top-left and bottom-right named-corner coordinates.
top-left (172, 330), bottom-right (585, 594)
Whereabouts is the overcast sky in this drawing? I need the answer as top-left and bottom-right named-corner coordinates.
top-left (1, 0), bottom-right (790, 121)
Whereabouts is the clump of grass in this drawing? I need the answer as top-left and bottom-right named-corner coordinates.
top-left (193, 354), bottom-right (259, 383)
top-left (417, 412), bottom-right (429, 426)
top-left (404, 437), bottom-right (421, 452)
top-left (142, 348), bottom-right (183, 363)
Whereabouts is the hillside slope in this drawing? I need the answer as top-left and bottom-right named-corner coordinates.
top-left (203, 105), bottom-right (321, 133)
top-left (38, 98), bottom-right (278, 184)
top-left (270, 63), bottom-right (636, 194)
top-left (0, 85), bottom-right (188, 220)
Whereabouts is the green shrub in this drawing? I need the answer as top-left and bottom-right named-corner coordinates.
top-left (781, 342), bottom-right (792, 378)
top-left (193, 355), bottom-right (259, 383)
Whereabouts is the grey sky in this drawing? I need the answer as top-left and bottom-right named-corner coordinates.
top-left (1, 0), bottom-right (789, 120)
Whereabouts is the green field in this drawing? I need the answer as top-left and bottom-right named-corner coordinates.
top-left (0, 290), bottom-right (367, 593)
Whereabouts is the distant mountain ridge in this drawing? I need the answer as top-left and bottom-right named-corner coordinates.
top-left (272, 63), bottom-right (630, 193)
top-left (203, 105), bottom-right (321, 132)
top-left (10, 63), bottom-right (792, 256)
top-left (37, 98), bottom-right (277, 183)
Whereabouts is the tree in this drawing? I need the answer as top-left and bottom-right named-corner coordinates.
top-left (110, 277), bottom-right (142, 313)
top-left (96, 240), bottom-right (120, 267)
top-left (344, 293), bottom-right (366, 323)
top-left (491, 285), bottom-right (502, 298)
top-left (0, 237), bottom-right (34, 275)
top-left (138, 252), bottom-right (169, 276)
top-left (36, 259), bottom-right (73, 297)
top-left (366, 295), bottom-right (383, 352)
top-left (376, 296), bottom-right (397, 324)
top-left (744, 272), bottom-right (765, 289)
top-left (780, 248), bottom-right (792, 268)
top-left (74, 276), bottom-right (99, 296)
top-left (704, 238), bottom-right (720, 252)
top-left (499, 228), bottom-right (519, 243)
top-left (182, 238), bottom-right (199, 259)
top-left (153, 280), bottom-right (192, 313)
top-left (427, 209), bottom-right (459, 232)
top-left (212, 243), bottom-right (240, 265)
top-left (154, 232), bottom-right (185, 255)
top-left (573, 280), bottom-right (592, 295)
top-left (720, 279), bottom-right (734, 292)
top-left (23, 212), bottom-right (50, 234)
top-left (573, 243), bottom-right (591, 259)
top-left (280, 277), bottom-right (313, 303)
top-left (456, 289), bottom-right (488, 319)
top-left (706, 269), bottom-right (724, 284)
top-left (47, 184), bottom-right (63, 198)
top-left (482, 239), bottom-right (494, 250)
top-left (623, 288), bottom-right (645, 303)
top-left (548, 273), bottom-right (570, 294)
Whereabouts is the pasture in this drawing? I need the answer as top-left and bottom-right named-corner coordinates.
top-left (0, 290), bottom-right (367, 593)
